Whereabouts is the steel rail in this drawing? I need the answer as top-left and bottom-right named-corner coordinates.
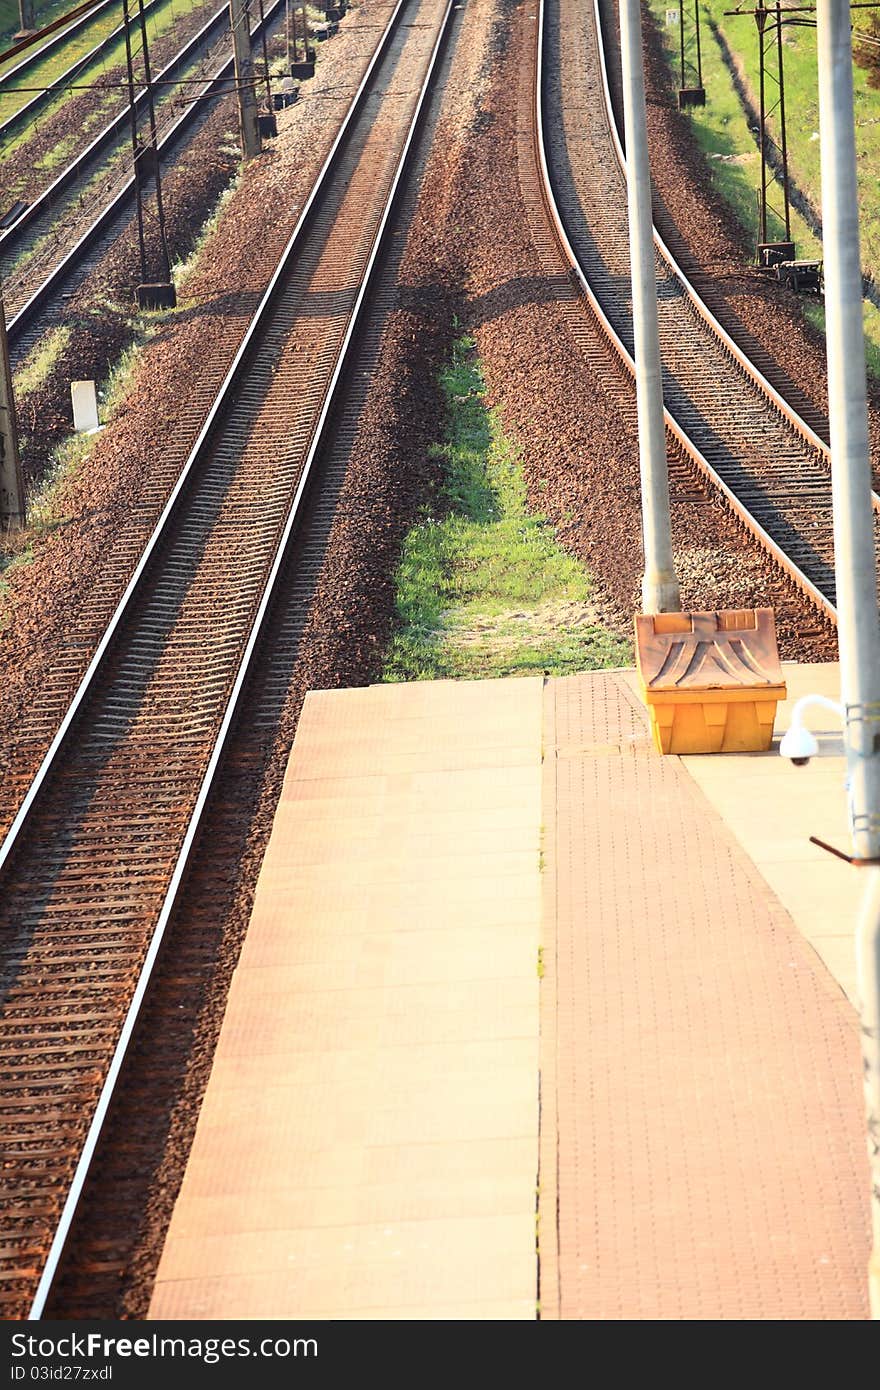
top-left (0, 0), bottom-right (232, 258)
top-left (0, 0), bottom-right (164, 148)
top-left (0, 0), bottom-right (114, 85)
top-left (593, 0), bottom-right (826, 459)
top-left (534, 0), bottom-right (838, 623)
top-left (5, 0), bottom-right (282, 344)
top-left (23, 0), bottom-right (455, 1319)
top-left (592, 0), bottom-right (880, 523)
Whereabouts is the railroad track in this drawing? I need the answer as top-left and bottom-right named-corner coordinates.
top-left (536, 0), bottom-right (880, 623)
top-left (0, 0), bottom-right (121, 87)
top-left (0, 0), bottom-right (453, 1320)
top-left (1, 0), bottom-right (279, 348)
top-left (0, 0), bottom-right (165, 147)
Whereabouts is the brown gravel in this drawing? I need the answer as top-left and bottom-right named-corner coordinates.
top-left (0, 0), bottom-right (845, 1318)
top-left (0, 7), bottom-right (394, 832)
top-left (441, 0), bottom-right (836, 660)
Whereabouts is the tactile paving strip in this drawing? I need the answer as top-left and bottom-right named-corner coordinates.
top-left (539, 671), bottom-right (870, 1320)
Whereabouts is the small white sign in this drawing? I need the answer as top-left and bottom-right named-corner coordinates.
top-left (71, 380), bottom-right (100, 434)
top-left (666, 8), bottom-right (679, 24)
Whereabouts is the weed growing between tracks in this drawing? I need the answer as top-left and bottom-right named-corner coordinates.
top-left (12, 323), bottom-right (71, 397)
top-left (382, 334), bottom-right (631, 681)
top-left (0, 313), bottom-right (154, 621)
top-left (172, 164), bottom-right (241, 292)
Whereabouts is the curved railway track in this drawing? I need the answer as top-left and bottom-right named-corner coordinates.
top-left (0, 0), bottom-right (453, 1320)
top-left (537, 0), bottom-right (879, 622)
top-left (2, 0), bottom-right (280, 348)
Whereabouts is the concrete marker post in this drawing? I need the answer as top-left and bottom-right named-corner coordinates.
top-left (816, 0), bottom-right (880, 1318)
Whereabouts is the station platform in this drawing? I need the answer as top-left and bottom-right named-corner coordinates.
top-left (148, 663), bottom-right (870, 1320)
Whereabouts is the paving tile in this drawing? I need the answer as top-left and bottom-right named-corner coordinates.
top-left (238, 890), bottom-right (542, 953)
top-left (168, 1168), bottom-right (534, 1237)
top-left (150, 677), bottom-right (542, 1321)
top-left (258, 847), bottom-right (539, 885)
top-left (279, 765), bottom-right (542, 808)
top-left (155, 1213), bottom-right (535, 1283)
top-left (207, 1031), bottom-right (541, 1102)
top-left (339, 1299), bottom-right (537, 1320)
top-left (149, 1250), bottom-right (537, 1320)
top-left (539, 669), bottom-right (869, 1322)
top-left (231, 926), bottom-right (537, 987)
top-left (152, 663), bottom-right (870, 1324)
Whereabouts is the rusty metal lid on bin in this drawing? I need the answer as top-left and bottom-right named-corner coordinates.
top-left (635, 608), bottom-right (785, 692)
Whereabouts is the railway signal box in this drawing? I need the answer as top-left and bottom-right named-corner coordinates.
top-left (757, 240), bottom-right (795, 269)
top-left (136, 282), bottom-right (177, 310)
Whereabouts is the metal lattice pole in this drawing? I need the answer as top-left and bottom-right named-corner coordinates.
top-left (122, 0), bottom-right (149, 286)
top-left (775, 2), bottom-right (791, 241)
top-left (135, 0), bottom-right (173, 283)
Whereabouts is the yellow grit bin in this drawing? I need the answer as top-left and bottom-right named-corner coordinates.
top-left (634, 608), bottom-right (787, 755)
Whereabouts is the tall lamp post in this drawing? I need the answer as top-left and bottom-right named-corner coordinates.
top-left (619, 0), bottom-right (681, 613)
top-left (816, 0), bottom-right (880, 1318)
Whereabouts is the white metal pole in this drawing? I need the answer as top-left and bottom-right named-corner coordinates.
top-left (856, 867), bottom-right (880, 1317)
top-left (618, 0), bottom-right (680, 613)
top-left (816, 0), bottom-right (880, 1317)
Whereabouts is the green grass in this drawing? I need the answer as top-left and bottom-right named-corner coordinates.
top-left (0, 424), bottom-right (88, 628)
top-left (381, 336), bottom-right (632, 683)
top-left (647, 0), bottom-right (880, 365)
top-left (173, 167), bottom-right (241, 292)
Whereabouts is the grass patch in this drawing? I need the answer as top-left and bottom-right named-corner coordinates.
top-left (0, 318), bottom-right (153, 624)
top-left (24, 427), bottom-right (90, 532)
top-left (0, 426), bottom-right (88, 627)
top-left (0, 0), bottom-right (72, 51)
top-left (382, 336), bottom-right (632, 682)
top-left (12, 322), bottom-right (70, 397)
top-left (173, 167), bottom-right (241, 292)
